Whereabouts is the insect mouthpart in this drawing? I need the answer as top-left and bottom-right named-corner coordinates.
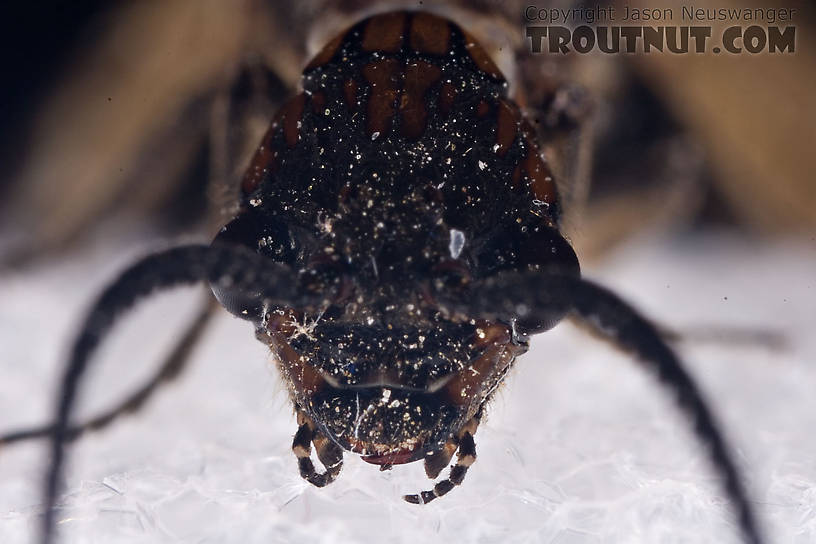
top-left (313, 385), bottom-right (458, 466)
top-left (265, 315), bottom-right (523, 465)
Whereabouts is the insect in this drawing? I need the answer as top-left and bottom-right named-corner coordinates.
top-left (0, 10), bottom-right (763, 544)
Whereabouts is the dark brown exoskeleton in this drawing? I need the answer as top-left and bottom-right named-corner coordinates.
top-left (218, 10), bottom-right (581, 499)
top-left (2, 10), bottom-right (763, 544)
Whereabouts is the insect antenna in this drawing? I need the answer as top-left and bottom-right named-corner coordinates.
top-left (433, 271), bottom-right (764, 544)
top-left (0, 298), bottom-right (217, 449)
top-left (38, 243), bottom-right (325, 544)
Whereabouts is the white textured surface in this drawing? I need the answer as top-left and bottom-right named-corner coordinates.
top-left (0, 233), bottom-right (814, 543)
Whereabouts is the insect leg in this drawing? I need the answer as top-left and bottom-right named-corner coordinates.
top-left (404, 415), bottom-right (481, 505)
top-left (422, 436), bottom-right (458, 480)
top-left (39, 243), bottom-right (328, 544)
top-left (0, 296), bottom-right (216, 450)
top-left (433, 271), bottom-right (764, 544)
top-left (312, 432), bottom-right (344, 482)
top-left (292, 412), bottom-right (343, 487)
top-left (403, 431), bottom-right (477, 505)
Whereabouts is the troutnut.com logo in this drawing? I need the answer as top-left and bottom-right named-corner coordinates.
top-left (525, 5), bottom-right (797, 54)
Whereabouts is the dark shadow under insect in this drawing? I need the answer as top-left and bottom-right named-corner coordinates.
top-left (0, 10), bottom-right (764, 544)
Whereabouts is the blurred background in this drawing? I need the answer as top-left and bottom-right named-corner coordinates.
top-left (0, 1), bottom-right (814, 543)
top-left (1, 0), bottom-right (814, 263)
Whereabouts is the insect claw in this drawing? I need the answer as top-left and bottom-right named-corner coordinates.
top-left (402, 493), bottom-right (422, 504)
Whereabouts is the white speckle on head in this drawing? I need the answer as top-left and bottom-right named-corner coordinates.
top-left (353, 393), bottom-right (362, 439)
top-left (371, 131), bottom-right (380, 140)
top-left (478, 160), bottom-right (487, 171)
top-left (449, 228), bottom-right (466, 259)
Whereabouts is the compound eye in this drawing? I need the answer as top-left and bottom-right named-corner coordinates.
top-left (515, 228), bottom-right (580, 334)
top-left (210, 213), bottom-right (296, 321)
top-left (213, 212), bottom-right (258, 248)
top-left (519, 227), bottom-right (579, 278)
top-left (213, 212), bottom-right (297, 261)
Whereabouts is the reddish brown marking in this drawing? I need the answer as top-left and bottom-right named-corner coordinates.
top-left (444, 322), bottom-right (512, 406)
top-left (281, 93), bottom-right (307, 148)
top-left (305, 31), bottom-right (347, 71)
top-left (472, 321), bottom-right (511, 349)
top-left (522, 141), bottom-right (557, 204)
top-left (400, 61), bottom-right (442, 139)
top-left (343, 78), bottom-right (358, 111)
top-left (241, 112), bottom-right (283, 194)
top-left (241, 147), bottom-right (274, 194)
top-left (476, 100), bottom-right (490, 118)
top-left (511, 164), bottom-right (522, 189)
top-left (311, 91), bottom-right (326, 114)
top-left (438, 83), bottom-right (457, 116)
top-left (268, 332), bottom-right (326, 396)
top-left (363, 59), bottom-right (401, 137)
top-left (495, 99), bottom-right (520, 158)
top-left (442, 344), bottom-right (505, 406)
top-left (266, 309), bottom-right (303, 336)
top-left (361, 12), bottom-right (406, 53)
top-left (462, 31), bottom-right (504, 80)
top-left (409, 12), bottom-right (450, 55)
top-left (359, 446), bottom-right (419, 466)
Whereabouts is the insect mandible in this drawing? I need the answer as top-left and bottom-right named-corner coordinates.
top-left (2, 10), bottom-right (763, 544)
